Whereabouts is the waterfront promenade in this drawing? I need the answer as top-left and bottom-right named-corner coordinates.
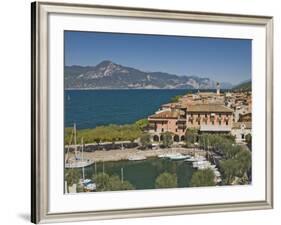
top-left (66, 147), bottom-right (206, 163)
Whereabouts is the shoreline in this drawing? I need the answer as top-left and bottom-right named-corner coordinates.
top-left (66, 147), bottom-right (206, 163)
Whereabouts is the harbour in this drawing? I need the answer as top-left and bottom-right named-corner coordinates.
top-left (64, 87), bottom-right (252, 193)
top-left (66, 157), bottom-right (196, 190)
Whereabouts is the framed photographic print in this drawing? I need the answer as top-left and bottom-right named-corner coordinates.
top-left (31, 1), bottom-right (273, 224)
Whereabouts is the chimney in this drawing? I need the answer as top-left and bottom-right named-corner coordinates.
top-left (216, 82), bottom-right (220, 95)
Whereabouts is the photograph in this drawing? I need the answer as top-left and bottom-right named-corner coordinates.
top-left (63, 31), bottom-right (252, 193)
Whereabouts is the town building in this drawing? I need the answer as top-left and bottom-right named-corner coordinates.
top-left (147, 88), bottom-right (251, 144)
top-left (231, 122), bottom-right (251, 143)
top-left (148, 110), bottom-right (186, 142)
top-left (186, 104), bottom-right (234, 133)
top-left (148, 103), bottom-right (234, 142)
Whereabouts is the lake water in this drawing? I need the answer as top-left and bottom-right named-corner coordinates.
top-left (79, 157), bottom-right (195, 190)
top-left (64, 89), bottom-right (190, 129)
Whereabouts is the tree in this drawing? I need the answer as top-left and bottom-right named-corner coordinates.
top-left (94, 173), bottom-right (135, 191)
top-left (245, 133), bottom-right (252, 149)
top-left (190, 169), bottom-right (216, 187)
top-left (162, 132), bottom-right (173, 148)
top-left (185, 128), bottom-right (198, 147)
top-left (94, 172), bottom-right (110, 191)
top-left (135, 118), bottom-right (149, 130)
top-left (224, 145), bottom-right (242, 159)
top-left (170, 95), bottom-right (182, 103)
top-left (64, 124), bottom-right (142, 145)
top-left (220, 159), bottom-right (240, 184)
top-left (139, 133), bottom-right (151, 149)
top-left (235, 149), bottom-right (251, 177)
top-left (155, 172), bottom-right (178, 188)
top-left (107, 175), bottom-right (135, 191)
top-left (65, 169), bottom-right (80, 187)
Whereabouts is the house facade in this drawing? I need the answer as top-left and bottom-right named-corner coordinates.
top-left (148, 103), bottom-right (234, 142)
top-left (231, 122), bottom-right (251, 143)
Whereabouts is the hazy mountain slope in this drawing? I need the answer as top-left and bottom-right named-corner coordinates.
top-left (64, 60), bottom-right (233, 89)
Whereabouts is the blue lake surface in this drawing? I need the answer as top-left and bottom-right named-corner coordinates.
top-left (64, 89), bottom-right (190, 129)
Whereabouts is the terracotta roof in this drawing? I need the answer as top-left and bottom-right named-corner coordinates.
top-left (162, 102), bottom-right (181, 108)
top-left (232, 122), bottom-right (252, 129)
top-left (187, 104), bottom-right (233, 113)
top-left (149, 110), bottom-right (180, 119)
top-left (198, 92), bottom-right (216, 96)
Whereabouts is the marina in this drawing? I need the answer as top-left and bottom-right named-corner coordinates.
top-left (65, 147), bottom-right (223, 192)
top-left (69, 157), bottom-right (196, 190)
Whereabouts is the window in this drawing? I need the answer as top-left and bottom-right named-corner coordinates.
top-left (198, 120), bottom-right (200, 125)
top-left (241, 134), bottom-right (245, 139)
top-left (212, 121), bottom-right (214, 125)
top-left (175, 129), bottom-right (178, 132)
top-left (219, 121), bottom-right (221, 125)
top-left (205, 114), bottom-right (207, 118)
top-left (161, 128), bottom-right (164, 132)
top-left (226, 121), bottom-right (228, 125)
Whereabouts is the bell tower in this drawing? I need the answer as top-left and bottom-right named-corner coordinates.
top-left (216, 82), bottom-right (220, 95)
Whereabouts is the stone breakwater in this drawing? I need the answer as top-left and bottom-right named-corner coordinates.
top-left (66, 147), bottom-right (206, 163)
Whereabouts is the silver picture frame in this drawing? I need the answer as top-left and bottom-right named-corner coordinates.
top-left (31, 1), bottom-right (273, 223)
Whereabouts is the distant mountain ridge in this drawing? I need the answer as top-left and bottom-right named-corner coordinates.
top-left (232, 80), bottom-right (251, 91)
top-left (64, 60), bottom-right (233, 90)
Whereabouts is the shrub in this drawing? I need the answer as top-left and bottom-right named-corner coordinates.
top-left (155, 172), bottom-right (177, 188)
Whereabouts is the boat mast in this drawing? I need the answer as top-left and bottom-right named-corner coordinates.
top-left (121, 168), bottom-right (124, 184)
top-left (95, 162), bottom-right (97, 175)
top-left (65, 128), bottom-right (74, 164)
top-left (82, 137), bottom-right (85, 180)
top-left (74, 123), bottom-right (77, 160)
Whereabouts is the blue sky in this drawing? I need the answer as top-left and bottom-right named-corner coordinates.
top-left (65, 31), bottom-right (251, 85)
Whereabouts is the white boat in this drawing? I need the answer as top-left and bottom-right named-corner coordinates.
top-left (81, 179), bottom-right (96, 191)
top-left (65, 124), bottom-right (94, 168)
top-left (128, 155), bottom-right (146, 161)
top-left (210, 165), bottom-right (216, 169)
top-left (65, 160), bottom-right (93, 168)
top-left (193, 161), bottom-right (208, 168)
top-left (198, 164), bottom-right (212, 170)
top-left (195, 155), bottom-right (206, 161)
top-left (169, 154), bottom-right (189, 160)
top-left (158, 153), bottom-right (178, 159)
top-left (185, 156), bottom-right (197, 162)
top-left (214, 175), bottom-right (222, 183)
top-left (214, 171), bottom-right (221, 177)
top-left (158, 154), bottom-right (168, 158)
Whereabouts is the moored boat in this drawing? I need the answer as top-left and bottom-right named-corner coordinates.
top-left (184, 156), bottom-right (197, 162)
top-left (168, 153), bottom-right (189, 160)
top-left (65, 123), bottom-right (94, 168)
top-left (82, 179), bottom-right (96, 191)
top-left (128, 155), bottom-right (146, 161)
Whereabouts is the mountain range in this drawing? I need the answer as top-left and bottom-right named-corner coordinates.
top-left (232, 80), bottom-right (251, 91)
top-left (64, 60), bottom-right (233, 90)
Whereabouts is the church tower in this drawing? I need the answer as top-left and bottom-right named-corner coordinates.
top-left (216, 82), bottom-right (220, 95)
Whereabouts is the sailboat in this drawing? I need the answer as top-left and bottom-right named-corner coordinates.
top-left (65, 123), bottom-right (94, 168)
